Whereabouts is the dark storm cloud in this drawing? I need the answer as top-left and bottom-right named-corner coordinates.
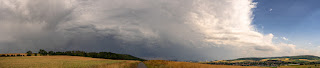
top-left (0, 0), bottom-right (310, 61)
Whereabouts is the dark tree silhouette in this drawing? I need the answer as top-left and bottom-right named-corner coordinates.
top-left (29, 50), bottom-right (145, 61)
top-left (48, 51), bottom-right (55, 55)
top-left (38, 49), bottom-right (47, 56)
top-left (26, 51), bottom-right (33, 56)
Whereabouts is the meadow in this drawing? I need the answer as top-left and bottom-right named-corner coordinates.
top-left (0, 56), bottom-right (139, 68)
top-left (143, 60), bottom-right (268, 68)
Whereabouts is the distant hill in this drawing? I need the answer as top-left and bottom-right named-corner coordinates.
top-left (204, 55), bottom-right (320, 67)
top-left (235, 55), bottom-right (320, 61)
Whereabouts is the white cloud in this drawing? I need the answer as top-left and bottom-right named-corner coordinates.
top-left (269, 8), bottom-right (273, 11)
top-left (281, 37), bottom-right (289, 41)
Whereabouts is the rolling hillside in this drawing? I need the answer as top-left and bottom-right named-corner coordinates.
top-left (204, 55), bottom-right (320, 67)
top-left (235, 55), bottom-right (320, 61)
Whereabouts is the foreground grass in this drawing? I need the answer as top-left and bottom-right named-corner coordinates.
top-left (144, 60), bottom-right (268, 68)
top-left (96, 60), bottom-right (140, 68)
top-left (0, 56), bottom-right (139, 68)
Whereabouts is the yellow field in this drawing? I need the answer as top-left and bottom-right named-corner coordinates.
top-left (0, 56), bottom-right (139, 68)
top-left (143, 60), bottom-right (268, 68)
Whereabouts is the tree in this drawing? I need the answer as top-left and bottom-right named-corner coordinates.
top-left (55, 52), bottom-right (65, 55)
top-left (38, 49), bottom-right (47, 56)
top-left (26, 51), bottom-right (33, 56)
top-left (65, 51), bottom-right (72, 55)
top-left (48, 51), bottom-right (55, 55)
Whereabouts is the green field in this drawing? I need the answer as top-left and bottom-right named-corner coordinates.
top-left (0, 56), bottom-right (139, 68)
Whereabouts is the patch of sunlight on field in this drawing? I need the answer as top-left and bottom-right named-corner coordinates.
top-left (143, 60), bottom-right (268, 68)
top-left (0, 56), bottom-right (139, 68)
top-left (260, 58), bottom-right (290, 62)
top-left (260, 59), bottom-right (268, 61)
top-left (284, 58), bottom-right (290, 61)
top-left (212, 60), bottom-right (254, 63)
top-left (230, 60), bottom-right (255, 63)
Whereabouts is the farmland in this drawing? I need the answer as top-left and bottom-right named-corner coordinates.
top-left (201, 55), bottom-right (320, 68)
top-left (0, 56), bottom-right (139, 68)
top-left (0, 56), bottom-right (273, 68)
top-left (3, 53), bottom-right (320, 68)
top-left (278, 64), bottom-right (320, 68)
top-left (143, 60), bottom-right (267, 68)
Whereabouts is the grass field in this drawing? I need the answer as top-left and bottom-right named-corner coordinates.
top-left (0, 56), bottom-right (139, 68)
top-left (143, 60), bottom-right (268, 68)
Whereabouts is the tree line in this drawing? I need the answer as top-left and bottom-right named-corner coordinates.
top-left (26, 49), bottom-right (145, 61)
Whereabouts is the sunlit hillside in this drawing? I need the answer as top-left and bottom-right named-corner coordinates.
top-left (203, 55), bottom-right (320, 67)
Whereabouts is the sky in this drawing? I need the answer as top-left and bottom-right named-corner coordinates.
top-left (0, 0), bottom-right (319, 61)
top-left (253, 0), bottom-right (320, 50)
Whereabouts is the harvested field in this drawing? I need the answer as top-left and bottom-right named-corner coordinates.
top-left (0, 56), bottom-right (139, 68)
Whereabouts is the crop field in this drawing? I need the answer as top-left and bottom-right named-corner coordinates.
top-left (278, 64), bottom-right (320, 68)
top-left (143, 60), bottom-right (268, 68)
top-left (0, 56), bottom-right (139, 68)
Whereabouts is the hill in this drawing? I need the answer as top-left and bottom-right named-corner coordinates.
top-left (235, 55), bottom-right (320, 61)
top-left (204, 55), bottom-right (320, 67)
